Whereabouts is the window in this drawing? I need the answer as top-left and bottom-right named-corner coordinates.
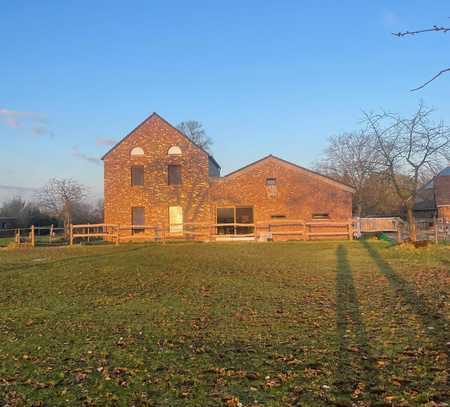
top-left (312, 213), bottom-right (330, 220)
top-left (169, 206), bottom-right (183, 233)
top-left (168, 165), bottom-right (182, 185)
top-left (131, 165), bottom-right (144, 186)
top-left (236, 207), bottom-right (254, 234)
top-left (216, 207), bottom-right (254, 235)
top-left (132, 207), bottom-right (145, 233)
top-left (216, 208), bottom-right (235, 235)
top-left (130, 147), bottom-right (144, 156)
top-left (168, 145), bottom-right (182, 156)
top-left (266, 178), bottom-right (277, 198)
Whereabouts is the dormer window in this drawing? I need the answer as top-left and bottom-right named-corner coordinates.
top-left (168, 145), bottom-right (182, 156)
top-left (130, 147), bottom-right (144, 156)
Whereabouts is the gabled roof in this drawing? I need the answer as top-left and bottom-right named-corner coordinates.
top-left (224, 154), bottom-right (355, 192)
top-left (101, 112), bottom-right (221, 169)
top-left (438, 166), bottom-right (450, 177)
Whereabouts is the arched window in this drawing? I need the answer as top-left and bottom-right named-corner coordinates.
top-left (168, 145), bottom-right (182, 156)
top-left (130, 147), bottom-right (144, 156)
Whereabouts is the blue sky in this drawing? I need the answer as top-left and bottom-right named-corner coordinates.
top-left (1, 0), bottom-right (449, 201)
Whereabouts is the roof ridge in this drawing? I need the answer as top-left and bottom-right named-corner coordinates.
top-left (224, 154), bottom-right (355, 192)
top-left (101, 112), bottom-right (221, 169)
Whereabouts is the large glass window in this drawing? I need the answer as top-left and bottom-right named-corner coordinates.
top-left (236, 207), bottom-right (254, 234)
top-left (216, 207), bottom-right (254, 235)
top-left (217, 207), bottom-right (235, 235)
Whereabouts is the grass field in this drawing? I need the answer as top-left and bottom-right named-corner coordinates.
top-left (0, 241), bottom-right (448, 406)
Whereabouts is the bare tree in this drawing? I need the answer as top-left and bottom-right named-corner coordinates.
top-left (37, 178), bottom-right (87, 234)
top-left (393, 22), bottom-right (450, 90)
top-left (318, 131), bottom-right (382, 217)
top-left (364, 104), bottom-right (450, 240)
top-left (176, 121), bottom-right (213, 152)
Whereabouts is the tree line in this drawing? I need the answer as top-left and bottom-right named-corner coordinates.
top-left (0, 179), bottom-right (103, 230)
top-left (318, 103), bottom-right (450, 241)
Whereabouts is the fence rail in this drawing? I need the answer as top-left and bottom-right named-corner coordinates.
top-left (5, 217), bottom-right (449, 248)
top-left (64, 220), bottom-right (353, 245)
top-left (354, 216), bottom-right (449, 242)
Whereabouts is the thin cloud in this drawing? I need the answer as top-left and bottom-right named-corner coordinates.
top-left (0, 108), bottom-right (52, 136)
top-left (71, 146), bottom-right (101, 165)
top-left (382, 10), bottom-right (401, 30)
top-left (96, 137), bottom-right (117, 146)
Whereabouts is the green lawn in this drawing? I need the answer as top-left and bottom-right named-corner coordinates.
top-left (0, 241), bottom-right (448, 406)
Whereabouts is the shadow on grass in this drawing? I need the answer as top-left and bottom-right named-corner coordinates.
top-left (335, 245), bottom-right (380, 400)
top-left (362, 240), bottom-right (449, 356)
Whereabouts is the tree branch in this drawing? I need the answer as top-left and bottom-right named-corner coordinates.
top-left (411, 68), bottom-right (450, 91)
top-left (392, 25), bottom-right (450, 37)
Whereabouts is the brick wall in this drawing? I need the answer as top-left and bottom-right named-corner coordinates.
top-left (103, 115), bottom-right (354, 236)
top-left (103, 114), bottom-right (211, 229)
top-left (209, 156), bottom-right (353, 223)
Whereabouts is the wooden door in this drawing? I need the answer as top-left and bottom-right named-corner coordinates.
top-left (169, 206), bottom-right (183, 233)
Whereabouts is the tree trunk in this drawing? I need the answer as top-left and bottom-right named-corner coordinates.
top-left (63, 205), bottom-right (71, 239)
top-left (356, 202), bottom-right (363, 218)
top-left (406, 206), bottom-right (417, 242)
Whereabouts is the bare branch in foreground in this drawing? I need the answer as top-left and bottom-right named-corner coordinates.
top-left (392, 25), bottom-right (450, 37)
top-left (411, 68), bottom-right (450, 91)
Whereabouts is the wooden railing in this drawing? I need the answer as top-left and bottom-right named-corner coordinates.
top-left (66, 219), bottom-right (354, 245)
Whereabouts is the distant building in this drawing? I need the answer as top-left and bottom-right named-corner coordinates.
top-left (414, 166), bottom-right (450, 220)
top-left (0, 217), bottom-right (17, 236)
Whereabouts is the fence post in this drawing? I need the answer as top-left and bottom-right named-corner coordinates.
top-left (31, 225), bottom-right (35, 247)
top-left (69, 224), bottom-right (73, 246)
top-left (49, 224), bottom-right (54, 243)
top-left (15, 228), bottom-right (20, 244)
top-left (396, 220), bottom-right (402, 243)
top-left (348, 220), bottom-right (353, 241)
top-left (115, 225), bottom-right (120, 245)
top-left (434, 216), bottom-right (438, 244)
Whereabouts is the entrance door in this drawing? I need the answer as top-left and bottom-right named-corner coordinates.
top-left (169, 206), bottom-right (183, 233)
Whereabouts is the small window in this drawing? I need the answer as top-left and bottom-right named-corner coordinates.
top-left (266, 178), bottom-right (277, 198)
top-left (312, 213), bottom-right (330, 220)
top-left (131, 165), bottom-right (144, 186)
top-left (168, 165), bottom-right (182, 185)
top-left (132, 207), bottom-right (145, 233)
top-left (168, 146), bottom-right (182, 156)
top-left (271, 215), bottom-right (286, 219)
top-left (130, 147), bottom-right (144, 156)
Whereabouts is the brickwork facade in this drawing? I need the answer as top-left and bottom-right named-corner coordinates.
top-left (209, 156), bottom-right (353, 223)
top-left (103, 113), bottom-right (354, 234)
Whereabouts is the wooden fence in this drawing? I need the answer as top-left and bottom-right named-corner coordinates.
top-left (354, 216), bottom-right (450, 243)
top-left (0, 225), bottom-right (66, 247)
top-left (67, 219), bottom-right (354, 245)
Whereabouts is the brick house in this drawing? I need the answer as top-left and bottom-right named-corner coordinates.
top-left (414, 166), bottom-right (450, 220)
top-left (102, 113), bottom-right (354, 239)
